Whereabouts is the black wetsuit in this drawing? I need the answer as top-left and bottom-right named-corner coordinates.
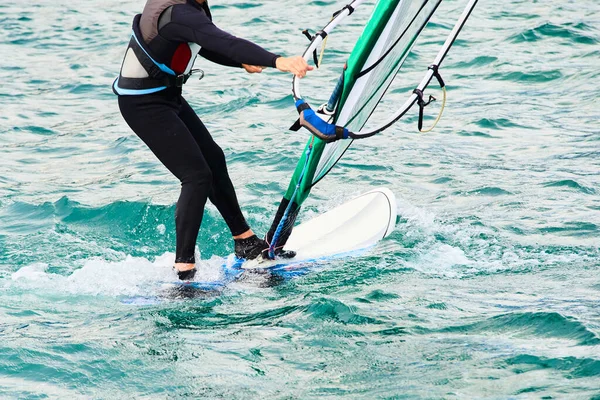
top-left (117, 0), bottom-right (280, 263)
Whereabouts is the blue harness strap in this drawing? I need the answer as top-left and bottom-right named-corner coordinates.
top-left (113, 14), bottom-right (198, 96)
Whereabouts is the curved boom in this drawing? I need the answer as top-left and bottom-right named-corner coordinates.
top-left (292, 0), bottom-right (479, 142)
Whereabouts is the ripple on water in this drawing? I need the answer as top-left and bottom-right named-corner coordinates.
top-left (543, 179), bottom-right (596, 195)
top-left (538, 222), bottom-right (598, 238)
top-left (510, 22), bottom-right (600, 45)
top-left (305, 297), bottom-right (384, 325)
top-left (505, 354), bottom-right (600, 379)
top-left (452, 55), bottom-right (498, 69)
top-left (487, 70), bottom-right (564, 83)
top-left (424, 312), bottom-right (600, 346)
top-left (474, 118), bottom-right (525, 130)
top-left (464, 187), bottom-right (513, 196)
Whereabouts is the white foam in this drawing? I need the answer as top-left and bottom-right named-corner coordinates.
top-left (9, 252), bottom-right (227, 298)
top-left (407, 244), bottom-right (472, 278)
top-left (396, 197), bottom-right (437, 232)
top-left (394, 197), bottom-right (528, 277)
top-left (11, 262), bottom-right (50, 281)
top-left (394, 195), bottom-right (597, 279)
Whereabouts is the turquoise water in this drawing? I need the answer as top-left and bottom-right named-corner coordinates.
top-left (1, 0), bottom-right (599, 397)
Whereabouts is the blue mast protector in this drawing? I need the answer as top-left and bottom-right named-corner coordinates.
top-left (268, 141), bottom-right (314, 259)
top-left (295, 99), bottom-right (350, 142)
top-left (325, 73), bottom-right (344, 112)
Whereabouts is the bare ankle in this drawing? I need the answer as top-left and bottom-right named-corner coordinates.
top-left (233, 229), bottom-right (255, 240)
top-left (174, 262), bottom-right (195, 271)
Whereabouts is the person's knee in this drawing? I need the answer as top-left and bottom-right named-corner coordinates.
top-left (181, 168), bottom-right (213, 187)
top-left (205, 146), bottom-right (228, 174)
top-left (211, 144), bottom-right (225, 161)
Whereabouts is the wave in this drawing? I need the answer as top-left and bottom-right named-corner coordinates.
top-left (506, 353), bottom-right (600, 379)
top-left (543, 179), bottom-right (596, 195)
top-left (486, 70), bottom-right (563, 83)
top-left (474, 118), bottom-right (524, 130)
top-left (465, 187), bottom-right (513, 196)
top-left (510, 22), bottom-right (599, 45)
top-left (0, 196), bottom-right (240, 266)
top-left (155, 301), bottom-right (302, 330)
top-left (538, 222), bottom-right (598, 237)
top-left (452, 55), bottom-right (498, 69)
top-left (423, 312), bottom-right (600, 346)
top-left (305, 297), bottom-right (384, 325)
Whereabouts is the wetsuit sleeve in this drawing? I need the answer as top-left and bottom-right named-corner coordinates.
top-left (198, 48), bottom-right (242, 68)
top-left (160, 4), bottom-right (280, 68)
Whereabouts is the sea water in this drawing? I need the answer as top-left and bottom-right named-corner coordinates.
top-left (1, 0), bottom-right (599, 398)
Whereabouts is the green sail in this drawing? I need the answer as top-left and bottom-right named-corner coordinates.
top-left (269, 0), bottom-right (442, 247)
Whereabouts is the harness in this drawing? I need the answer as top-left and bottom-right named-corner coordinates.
top-left (113, 14), bottom-right (202, 95)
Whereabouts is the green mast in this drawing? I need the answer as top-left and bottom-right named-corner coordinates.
top-left (283, 0), bottom-right (402, 206)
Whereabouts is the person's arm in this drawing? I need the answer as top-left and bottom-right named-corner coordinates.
top-left (198, 48), bottom-right (242, 68)
top-left (160, 4), bottom-right (280, 68)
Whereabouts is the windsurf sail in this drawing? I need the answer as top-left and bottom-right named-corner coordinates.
top-left (266, 0), bottom-right (479, 257)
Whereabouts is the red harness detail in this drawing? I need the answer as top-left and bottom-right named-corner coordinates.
top-left (171, 43), bottom-right (192, 74)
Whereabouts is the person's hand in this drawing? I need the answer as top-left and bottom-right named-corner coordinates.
top-left (242, 64), bottom-right (264, 74)
top-left (275, 56), bottom-right (314, 78)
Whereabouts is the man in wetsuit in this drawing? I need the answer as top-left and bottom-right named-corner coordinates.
top-left (114, 0), bottom-right (312, 279)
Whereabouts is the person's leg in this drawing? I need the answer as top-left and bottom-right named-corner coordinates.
top-left (178, 99), bottom-right (274, 259)
top-left (118, 94), bottom-right (212, 271)
top-left (178, 98), bottom-right (252, 237)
